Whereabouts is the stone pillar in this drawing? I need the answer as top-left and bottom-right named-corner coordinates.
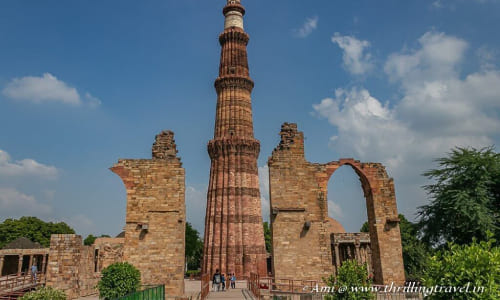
top-left (29, 255), bottom-right (33, 269)
top-left (334, 243), bottom-right (340, 273)
top-left (0, 255), bottom-right (4, 276)
top-left (17, 254), bottom-right (23, 275)
top-left (42, 255), bottom-right (47, 274)
top-left (366, 246), bottom-right (372, 276)
top-left (354, 242), bottom-right (361, 262)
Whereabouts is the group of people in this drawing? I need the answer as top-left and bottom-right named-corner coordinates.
top-left (212, 269), bottom-right (236, 291)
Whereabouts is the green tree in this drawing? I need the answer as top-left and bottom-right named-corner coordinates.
top-left (20, 286), bottom-right (66, 300)
top-left (323, 260), bottom-right (373, 300)
top-left (421, 234), bottom-right (500, 299)
top-left (418, 147), bottom-right (500, 246)
top-left (398, 214), bottom-right (430, 281)
top-left (0, 217), bottom-right (74, 248)
top-left (359, 222), bottom-right (369, 233)
top-left (185, 222), bottom-right (203, 271)
top-left (98, 262), bottom-right (141, 300)
top-left (84, 234), bottom-right (111, 246)
top-left (84, 234), bottom-right (96, 246)
top-left (263, 221), bottom-right (272, 253)
top-left (360, 214), bottom-right (430, 281)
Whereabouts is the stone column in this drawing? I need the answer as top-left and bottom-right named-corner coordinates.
top-left (354, 242), bottom-right (361, 262)
top-left (0, 255), bottom-right (4, 276)
top-left (17, 254), bottom-right (23, 275)
top-left (334, 243), bottom-right (340, 274)
top-left (29, 255), bottom-right (33, 269)
top-left (42, 254), bottom-right (47, 273)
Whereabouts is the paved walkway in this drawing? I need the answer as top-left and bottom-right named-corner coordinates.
top-left (76, 280), bottom-right (254, 299)
top-left (207, 288), bottom-right (253, 299)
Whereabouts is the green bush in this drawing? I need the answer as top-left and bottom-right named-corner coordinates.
top-left (323, 260), bottom-right (374, 300)
top-left (20, 286), bottom-right (66, 300)
top-left (98, 262), bottom-right (141, 299)
top-left (421, 234), bottom-right (500, 299)
top-left (185, 270), bottom-right (200, 277)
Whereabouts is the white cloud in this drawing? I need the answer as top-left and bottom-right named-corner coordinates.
top-left (432, 0), bottom-right (444, 8)
top-left (293, 16), bottom-right (318, 38)
top-left (385, 31), bottom-right (468, 84)
top-left (0, 149), bottom-right (58, 179)
top-left (259, 165), bottom-right (270, 222)
top-left (476, 46), bottom-right (498, 70)
top-left (314, 31), bottom-right (500, 219)
top-left (332, 33), bottom-right (374, 75)
top-left (85, 92), bottom-right (102, 108)
top-left (432, 0), bottom-right (498, 9)
top-left (186, 185), bottom-right (207, 234)
top-left (2, 73), bottom-right (101, 107)
top-left (0, 188), bottom-right (52, 218)
top-left (327, 200), bottom-right (343, 219)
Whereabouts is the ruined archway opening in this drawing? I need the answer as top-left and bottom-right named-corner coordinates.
top-left (327, 165), bottom-right (368, 232)
top-left (327, 165), bottom-right (373, 278)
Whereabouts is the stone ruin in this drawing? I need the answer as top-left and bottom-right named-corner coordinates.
top-left (39, 122), bottom-right (406, 299)
top-left (45, 234), bottom-right (124, 299)
top-left (111, 130), bottom-right (186, 297)
top-left (41, 131), bottom-right (186, 300)
top-left (268, 123), bottom-right (405, 285)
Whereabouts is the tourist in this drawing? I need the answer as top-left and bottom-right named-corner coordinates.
top-left (221, 273), bottom-right (226, 291)
top-left (231, 273), bottom-right (236, 289)
top-left (212, 269), bottom-right (221, 292)
top-left (31, 263), bottom-right (38, 283)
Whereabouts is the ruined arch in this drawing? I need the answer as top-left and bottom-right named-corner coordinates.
top-left (268, 123), bottom-right (405, 285)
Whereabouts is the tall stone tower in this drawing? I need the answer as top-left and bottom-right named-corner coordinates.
top-left (203, 0), bottom-right (267, 278)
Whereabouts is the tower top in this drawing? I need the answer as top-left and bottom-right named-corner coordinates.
top-left (223, 0), bottom-right (245, 29)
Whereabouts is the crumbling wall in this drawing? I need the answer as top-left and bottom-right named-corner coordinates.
top-left (268, 123), bottom-right (334, 282)
top-left (111, 130), bottom-right (185, 297)
top-left (94, 237), bottom-right (124, 271)
top-left (268, 123), bottom-right (405, 285)
top-left (46, 234), bottom-right (98, 299)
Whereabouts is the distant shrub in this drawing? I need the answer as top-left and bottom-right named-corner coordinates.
top-left (98, 262), bottom-right (141, 299)
top-left (20, 286), bottom-right (66, 300)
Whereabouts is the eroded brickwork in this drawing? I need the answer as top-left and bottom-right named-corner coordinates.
top-left (111, 130), bottom-right (185, 297)
top-left (269, 123), bottom-right (405, 285)
top-left (203, 0), bottom-right (267, 278)
top-left (46, 234), bottom-right (99, 300)
top-left (94, 237), bottom-right (124, 271)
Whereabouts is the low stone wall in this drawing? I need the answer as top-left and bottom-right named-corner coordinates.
top-left (45, 234), bottom-right (100, 299)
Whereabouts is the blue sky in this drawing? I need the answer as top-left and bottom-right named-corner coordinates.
top-left (1, 0), bottom-right (499, 237)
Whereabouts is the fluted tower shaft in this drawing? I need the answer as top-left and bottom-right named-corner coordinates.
top-left (203, 0), bottom-right (267, 278)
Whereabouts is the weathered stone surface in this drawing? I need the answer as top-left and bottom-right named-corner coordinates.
top-left (268, 123), bottom-right (405, 285)
top-left (111, 131), bottom-right (186, 297)
top-left (45, 234), bottom-right (99, 300)
top-left (94, 237), bottom-right (124, 271)
top-left (202, 0), bottom-right (267, 278)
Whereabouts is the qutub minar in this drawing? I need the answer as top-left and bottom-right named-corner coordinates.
top-left (202, 0), bottom-right (268, 277)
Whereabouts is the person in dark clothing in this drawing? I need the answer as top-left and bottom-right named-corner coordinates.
top-left (221, 273), bottom-right (226, 291)
top-left (212, 269), bottom-right (221, 292)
